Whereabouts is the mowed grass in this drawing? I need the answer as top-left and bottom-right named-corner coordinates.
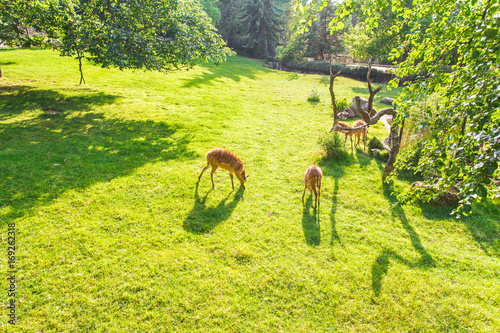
top-left (1, 49), bottom-right (499, 332)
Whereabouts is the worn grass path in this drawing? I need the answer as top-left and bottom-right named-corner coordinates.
top-left (1, 49), bottom-right (499, 332)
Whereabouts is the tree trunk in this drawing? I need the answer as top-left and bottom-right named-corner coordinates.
top-left (383, 119), bottom-right (405, 179)
top-left (77, 51), bottom-right (86, 85)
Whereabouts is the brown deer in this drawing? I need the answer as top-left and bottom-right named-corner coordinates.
top-left (352, 119), bottom-right (368, 151)
top-left (198, 148), bottom-right (249, 190)
top-left (302, 165), bottom-right (322, 209)
top-left (330, 120), bottom-right (368, 152)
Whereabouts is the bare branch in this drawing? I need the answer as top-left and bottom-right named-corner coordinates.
top-left (354, 96), bottom-right (397, 125)
top-left (329, 59), bottom-right (341, 125)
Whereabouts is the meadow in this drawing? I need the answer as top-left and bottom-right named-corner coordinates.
top-left (1, 49), bottom-right (499, 332)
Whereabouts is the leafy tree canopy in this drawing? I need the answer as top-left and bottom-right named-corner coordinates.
top-left (301, 0), bottom-right (500, 216)
top-left (0, 0), bottom-right (233, 78)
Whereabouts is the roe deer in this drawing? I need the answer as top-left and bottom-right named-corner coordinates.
top-left (198, 148), bottom-right (249, 190)
top-left (302, 165), bottom-right (322, 209)
top-left (352, 119), bottom-right (368, 151)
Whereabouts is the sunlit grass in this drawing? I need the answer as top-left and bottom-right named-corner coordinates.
top-left (0, 49), bottom-right (499, 332)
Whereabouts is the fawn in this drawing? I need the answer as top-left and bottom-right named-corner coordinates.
top-left (302, 165), bottom-right (322, 209)
top-left (198, 148), bottom-right (249, 189)
top-left (352, 119), bottom-right (368, 151)
top-left (330, 121), bottom-right (368, 151)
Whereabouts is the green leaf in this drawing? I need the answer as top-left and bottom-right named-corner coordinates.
top-left (484, 28), bottom-right (499, 39)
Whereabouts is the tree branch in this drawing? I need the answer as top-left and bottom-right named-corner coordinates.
top-left (354, 96), bottom-right (397, 125)
top-left (329, 59), bottom-right (341, 124)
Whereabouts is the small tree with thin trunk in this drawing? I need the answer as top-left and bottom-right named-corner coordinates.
top-left (328, 60), bottom-right (401, 178)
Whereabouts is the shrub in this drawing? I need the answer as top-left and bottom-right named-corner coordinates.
top-left (280, 59), bottom-right (387, 79)
top-left (368, 136), bottom-right (384, 151)
top-left (307, 87), bottom-right (321, 103)
top-left (318, 131), bottom-right (348, 160)
top-left (336, 98), bottom-right (348, 111)
top-left (368, 137), bottom-right (389, 162)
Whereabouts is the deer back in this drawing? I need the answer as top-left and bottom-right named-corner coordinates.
top-left (352, 120), bottom-right (368, 135)
top-left (304, 165), bottom-right (322, 190)
top-left (207, 148), bottom-right (245, 174)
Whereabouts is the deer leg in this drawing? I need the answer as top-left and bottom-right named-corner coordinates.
top-left (317, 179), bottom-right (321, 207)
top-left (210, 166), bottom-right (218, 189)
top-left (312, 186), bottom-right (318, 209)
top-left (198, 163), bottom-right (210, 181)
top-left (229, 172), bottom-right (235, 190)
top-left (363, 131), bottom-right (367, 152)
top-left (302, 182), bottom-right (307, 200)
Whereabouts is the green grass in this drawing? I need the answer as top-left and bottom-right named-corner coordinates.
top-left (1, 49), bottom-right (499, 332)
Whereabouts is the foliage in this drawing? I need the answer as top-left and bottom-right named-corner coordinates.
top-left (239, 0), bottom-right (286, 59)
top-left (201, 0), bottom-right (222, 25)
top-left (368, 136), bottom-right (384, 151)
top-left (318, 131), bottom-right (348, 160)
top-left (280, 0), bottom-right (345, 62)
top-left (322, 0), bottom-right (500, 216)
top-left (307, 86), bottom-right (321, 102)
top-left (368, 137), bottom-right (389, 161)
top-left (0, 0), bottom-right (232, 81)
top-left (341, 0), bottom-right (415, 62)
top-left (336, 97), bottom-right (348, 111)
top-left (280, 59), bottom-right (387, 78)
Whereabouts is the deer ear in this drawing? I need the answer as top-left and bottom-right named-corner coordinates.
top-left (246, 175), bottom-right (249, 179)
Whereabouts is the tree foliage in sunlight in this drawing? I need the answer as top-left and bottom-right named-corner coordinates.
top-left (300, 0), bottom-right (500, 215)
top-left (0, 0), bottom-right (233, 82)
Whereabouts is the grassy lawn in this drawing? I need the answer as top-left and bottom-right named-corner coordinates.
top-left (1, 49), bottom-right (499, 332)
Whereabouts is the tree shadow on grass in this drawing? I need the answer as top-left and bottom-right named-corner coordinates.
top-left (317, 154), bottom-right (356, 246)
top-left (181, 57), bottom-right (270, 88)
top-left (183, 183), bottom-right (244, 234)
top-left (0, 87), bottom-right (196, 225)
top-left (386, 163), bottom-right (500, 257)
top-left (302, 195), bottom-right (321, 246)
top-left (370, 179), bottom-right (436, 297)
top-left (420, 201), bottom-right (500, 257)
top-left (0, 85), bottom-right (119, 121)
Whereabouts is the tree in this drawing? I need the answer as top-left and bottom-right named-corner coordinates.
top-left (200, 0), bottom-right (222, 25)
top-left (342, 0), bottom-right (414, 63)
top-left (239, 0), bottom-right (285, 59)
top-left (281, 0), bottom-right (344, 62)
top-left (215, 0), bottom-right (245, 52)
top-left (328, 60), bottom-right (400, 178)
top-left (0, 0), bottom-right (233, 83)
top-left (304, 0), bottom-right (500, 215)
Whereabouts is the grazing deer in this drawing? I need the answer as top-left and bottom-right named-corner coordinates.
top-left (198, 148), bottom-right (249, 190)
top-left (302, 165), bottom-right (322, 209)
top-left (330, 120), bottom-right (368, 152)
top-left (352, 119), bottom-right (368, 151)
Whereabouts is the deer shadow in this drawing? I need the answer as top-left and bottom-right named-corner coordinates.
top-left (183, 183), bottom-right (244, 234)
top-left (0, 87), bottom-right (196, 225)
top-left (302, 195), bottom-right (321, 246)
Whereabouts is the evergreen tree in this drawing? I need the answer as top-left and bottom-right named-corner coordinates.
top-left (239, 0), bottom-right (285, 59)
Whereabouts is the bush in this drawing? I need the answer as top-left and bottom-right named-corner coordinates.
top-left (368, 137), bottom-right (388, 162)
top-left (336, 98), bottom-right (348, 111)
top-left (280, 59), bottom-right (387, 79)
top-left (318, 131), bottom-right (348, 160)
top-left (368, 136), bottom-right (384, 151)
top-left (307, 87), bottom-right (321, 103)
